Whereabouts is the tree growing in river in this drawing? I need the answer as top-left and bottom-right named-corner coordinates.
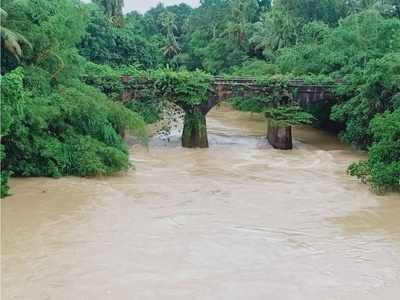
top-left (265, 106), bottom-right (314, 149)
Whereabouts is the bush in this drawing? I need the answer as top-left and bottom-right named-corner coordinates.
top-left (0, 145), bottom-right (10, 198)
top-left (348, 109), bottom-right (400, 192)
top-left (231, 96), bottom-right (266, 113)
top-left (0, 67), bottom-right (147, 197)
top-left (230, 59), bottom-right (278, 76)
top-left (331, 53), bottom-right (400, 148)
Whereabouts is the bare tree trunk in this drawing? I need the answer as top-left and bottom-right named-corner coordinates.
top-left (182, 109), bottom-right (208, 148)
top-left (267, 120), bottom-right (293, 150)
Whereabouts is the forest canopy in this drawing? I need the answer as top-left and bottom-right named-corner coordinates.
top-left (1, 0), bottom-right (399, 196)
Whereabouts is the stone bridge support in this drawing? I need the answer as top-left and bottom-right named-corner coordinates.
top-left (267, 121), bottom-right (293, 150)
top-left (181, 108), bottom-right (209, 148)
top-left (180, 84), bottom-right (231, 148)
top-left (179, 94), bottom-right (220, 148)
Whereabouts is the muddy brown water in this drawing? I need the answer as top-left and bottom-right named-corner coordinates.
top-left (1, 104), bottom-right (400, 300)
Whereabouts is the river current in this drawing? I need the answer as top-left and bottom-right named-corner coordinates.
top-left (1, 104), bottom-right (400, 299)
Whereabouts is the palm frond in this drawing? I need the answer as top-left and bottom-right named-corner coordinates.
top-left (1, 26), bottom-right (32, 60)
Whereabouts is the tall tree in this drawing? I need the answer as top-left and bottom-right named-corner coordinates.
top-left (275, 0), bottom-right (349, 24)
top-left (251, 8), bottom-right (301, 58)
top-left (94, 0), bottom-right (124, 25)
top-left (160, 12), bottom-right (181, 62)
top-left (226, 0), bottom-right (259, 47)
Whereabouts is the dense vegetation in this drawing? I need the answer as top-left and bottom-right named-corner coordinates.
top-left (0, 0), bottom-right (146, 197)
top-left (1, 0), bottom-right (399, 195)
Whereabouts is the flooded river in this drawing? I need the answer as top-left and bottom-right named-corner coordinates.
top-left (1, 104), bottom-right (400, 299)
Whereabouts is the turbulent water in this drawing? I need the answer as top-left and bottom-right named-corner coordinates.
top-left (2, 104), bottom-right (400, 300)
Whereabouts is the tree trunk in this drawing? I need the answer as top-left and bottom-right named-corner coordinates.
top-left (182, 109), bottom-right (208, 148)
top-left (267, 121), bottom-right (293, 150)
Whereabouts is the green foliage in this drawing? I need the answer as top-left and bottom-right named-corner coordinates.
top-left (274, 0), bottom-right (350, 25)
top-left (126, 100), bottom-right (162, 124)
top-left (1, 68), bottom-right (147, 184)
top-left (232, 96), bottom-right (267, 113)
top-left (231, 74), bottom-right (290, 108)
top-left (348, 109), bottom-right (400, 192)
top-left (0, 8), bottom-right (32, 63)
top-left (231, 75), bottom-right (314, 127)
top-left (231, 59), bottom-right (278, 76)
top-left (152, 69), bottom-right (213, 108)
top-left (2, 0), bottom-right (87, 79)
top-left (231, 75), bottom-right (294, 112)
top-left (0, 63), bottom-right (13, 197)
top-left (85, 66), bottom-right (214, 122)
top-left (201, 37), bottom-right (249, 74)
top-left (276, 9), bottom-right (400, 76)
top-left (331, 53), bottom-right (400, 147)
top-left (0, 0), bottom-right (148, 197)
top-left (265, 106), bottom-right (315, 127)
top-left (184, 0), bottom-right (266, 73)
top-left (124, 68), bottom-right (213, 110)
top-left (94, 0), bottom-right (124, 26)
top-left (79, 5), bottom-right (162, 68)
top-left (0, 165), bottom-right (9, 197)
top-left (251, 7), bottom-right (302, 58)
top-left (82, 63), bottom-right (164, 124)
top-left (83, 62), bottom-right (124, 99)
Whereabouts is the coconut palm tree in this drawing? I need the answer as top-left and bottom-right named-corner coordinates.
top-left (160, 12), bottom-right (181, 60)
top-left (251, 8), bottom-right (300, 57)
top-left (0, 8), bottom-right (32, 61)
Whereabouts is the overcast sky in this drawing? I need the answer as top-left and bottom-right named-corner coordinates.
top-left (123, 0), bottom-right (200, 13)
top-left (83, 1), bottom-right (201, 14)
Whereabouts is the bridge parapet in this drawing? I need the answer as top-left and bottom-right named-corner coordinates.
top-left (211, 76), bottom-right (334, 105)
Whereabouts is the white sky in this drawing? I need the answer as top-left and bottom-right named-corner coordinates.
top-left (82, 1), bottom-right (201, 14)
top-left (124, 0), bottom-right (200, 13)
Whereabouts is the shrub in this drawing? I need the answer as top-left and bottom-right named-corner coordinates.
top-left (0, 67), bottom-right (147, 197)
top-left (348, 109), bottom-right (400, 192)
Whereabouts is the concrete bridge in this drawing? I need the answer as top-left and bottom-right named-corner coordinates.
top-left (121, 76), bottom-right (335, 149)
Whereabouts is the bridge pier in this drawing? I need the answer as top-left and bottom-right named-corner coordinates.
top-left (182, 108), bottom-right (209, 148)
top-left (267, 121), bottom-right (293, 150)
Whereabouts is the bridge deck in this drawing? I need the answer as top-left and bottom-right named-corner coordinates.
top-left (118, 75), bottom-right (336, 104)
